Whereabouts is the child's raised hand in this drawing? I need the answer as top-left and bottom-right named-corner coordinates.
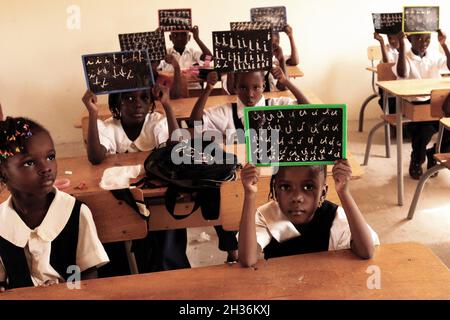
top-left (438, 29), bottom-right (447, 46)
top-left (165, 53), bottom-right (180, 68)
top-left (153, 84), bottom-right (170, 105)
top-left (272, 44), bottom-right (284, 62)
top-left (271, 66), bottom-right (287, 85)
top-left (332, 159), bottom-right (352, 194)
top-left (82, 90), bottom-right (98, 115)
top-left (191, 25), bottom-right (200, 39)
top-left (373, 32), bottom-right (384, 43)
top-left (284, 24), bottom-right (293, 37)
top-left (206, 71), bottom-right (218, 89)
top-left (396, 31), bottom-right (406, 44)
top-left (240, 163), bottom-right (259, 195)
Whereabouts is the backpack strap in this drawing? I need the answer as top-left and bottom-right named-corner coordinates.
top-left (164, 186), bottom-right (201, 220)
top-left (231, 103), bottom-right (244, 130)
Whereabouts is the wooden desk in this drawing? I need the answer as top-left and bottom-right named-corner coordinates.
top-left (376, 78), bottom-right (450, 205)
top-left (2, 242), bottom-right (449, 300)
top-left (286, 65), bottom-right (304, 78)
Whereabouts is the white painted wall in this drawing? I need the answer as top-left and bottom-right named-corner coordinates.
top-left (0, 0), bottom-right (449, 143)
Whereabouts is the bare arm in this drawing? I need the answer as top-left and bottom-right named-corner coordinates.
top-left (333, 160), bottom-right (375, 259)
top-left (284, 25), bottom-right (299, 66)
top-left (271, 67), bottom-right (310, 104)
top-left (165, 54), bottom-right (187, 99)
top-left (396, 32), bottom-right (407, 78)
top-left (238, 164), bottom-right (260, 267)
top-left (154, 85), bottom-right (179, 139)
top-left (82, 90), bottom-right (107, 165)
top-left (225, 73), bottom-right (236, 95)
top-left (191, 26), bottom-right (213, 60)
top-left (438, 30), bottom-right (450, 70)
top-left (374, 32), bottom-right (389, 63)
top-left (188, 71), bottom-right (218, 126)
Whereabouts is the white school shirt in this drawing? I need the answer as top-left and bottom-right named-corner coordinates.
top-left (254, 200), bottom-right (380, 251)
top-left (158, 47), bottom-right (203, 71)
top-left (97, 113), bottom-right (169, 154)
top-left (202, 95), bottom-right (296, 142)
top-left (392, 48), bottom-right (449, 101)
top-left (385, 44), bottom-right (399, 63)
top-left (0, 188), bottom-right (109, 286)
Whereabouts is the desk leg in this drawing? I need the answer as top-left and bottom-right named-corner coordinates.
top-left (396, 97), bottom-right (404, 206)
top-left (383, 91), bottom-right (391, 158)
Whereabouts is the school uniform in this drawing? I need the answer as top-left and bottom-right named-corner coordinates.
top-left (0, 188), bottom-right (109, 289)
top-left (385, 44), bottom-right (399, 63)
top-left (254, 200), bottom-right (380, 259)
top-left (158, 47), bottom-right (203, 71)
top-left (392, 49), bottom-right (450, 165)
top-left (97, 112), bottom-right (190, 274)
top-left (98, 113), bottom-right (169, 154)
top-left (202, 95), bottom-right (296, 142)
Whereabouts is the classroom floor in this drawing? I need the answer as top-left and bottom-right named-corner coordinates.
top-left (58, 118), bottom-right (450, 269)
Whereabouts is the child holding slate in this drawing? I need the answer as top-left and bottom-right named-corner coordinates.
top-left (393, 30), bottom-right (450, 179)
top-left (189, 66), bottom-right (310, 143)
top-left (152, 53), bottom-right (188, 99)
top-left (158, 26), bottom-right (212, 72)
top-left (0, 117), bottom-right (109, 290)
top-left (82, 86), bottom-right (190, 274)
top-left (238, 161), bottom-right (379, 267)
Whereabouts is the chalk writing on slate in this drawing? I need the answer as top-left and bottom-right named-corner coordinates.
top-left (82, 50), bottom-right (154, 95)
top-left (159, 9), bottom-right (192, 32)
top-left (403, 6), bottom-right (439, 34)
top-left (230, 21), bottom-right (272, 31)
top-left (119, 31), bottom-right (166, 62)
top-left (372, 13), bottom-right (402, 35)
top-left (244, 104), bottom-right (347, 166)
top-left (250, 6), bottom-right (287, 32)
top-left (213, 29), bottom-right (272, 72)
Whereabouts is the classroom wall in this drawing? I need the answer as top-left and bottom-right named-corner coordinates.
top-left (1, 0), bottom-right (449, 144)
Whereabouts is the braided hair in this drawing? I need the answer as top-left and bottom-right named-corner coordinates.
top-left (268, 165), bottom-right (327, 201)
top-left (108, 89), bottom-right (157, 120)
top-left (0, 117), bottom-right (48, 163)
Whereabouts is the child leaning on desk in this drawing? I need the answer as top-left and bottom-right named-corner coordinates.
top-left (82, 85), bottom-right (191, 274)
top-left (393, 30), bottom-right (450, 180)
top-left (0, 117), bottom-right (109, 290)
top-left (238, 162), bottom-right (380, 267)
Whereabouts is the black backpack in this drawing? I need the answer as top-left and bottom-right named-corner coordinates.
top-left (135, 139), bottom-right (239, 220)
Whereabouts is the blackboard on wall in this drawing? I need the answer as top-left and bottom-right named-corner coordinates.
top-left (230, 21), bottom-right (272, 31)
top-left (159, 9), bottom-right (192, 32)
top-left (372, 13), bottom-right (402, 35)
top-left (118, 31), bottom-right (166, 62)
top-left (82, 50), bottom-right (154, 95)
top-left (244, 104), bottom-right (347, 166)
top-left (212, 29), bottom-right (272, 73)
top-left (250, 6), bottom-right (287, 32)
top-left (403, 6), bottom-right (439, 34)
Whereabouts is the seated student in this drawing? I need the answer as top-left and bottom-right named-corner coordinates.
top-left (82, 85), bottom-right (190, 274)
top-left (223, 25), bottom-right (300, 94)
top-left (158, 26), bottom-right (212, 79)
top-left (238, 161), bottom-right (380, 267)
top-left (393, 30), bottom-right (450, 179)
top-left (151, 54), bottom-right (188, 99)
top-left (0, 117), bottom-right (109, 290)
top-left (190, 66), bottom-right (310, 143)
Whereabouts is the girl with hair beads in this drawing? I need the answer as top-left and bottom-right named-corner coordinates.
top-left (0, 117), bottom-right (108, 290)
top-left (238, 161), bottom-right (379, 267)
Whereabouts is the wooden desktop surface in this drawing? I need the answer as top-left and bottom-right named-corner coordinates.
top-left (377, 78), bottom-right (450, 97)
top-left (2, 242), bottom-right (449, 300)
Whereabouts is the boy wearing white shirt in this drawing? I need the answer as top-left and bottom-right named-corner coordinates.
top-left (393, 30), bottom-right (450, 179)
